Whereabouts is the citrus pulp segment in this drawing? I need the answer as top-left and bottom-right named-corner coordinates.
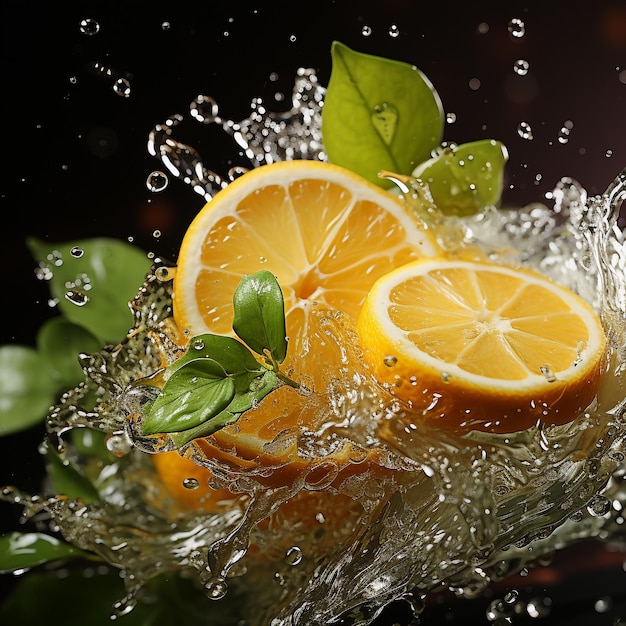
top-left (356, 259), bottom-right (607, 433)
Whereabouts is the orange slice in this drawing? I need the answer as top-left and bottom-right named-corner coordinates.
top-left (356, 258), bottom-right (607, 433)
top-left (166, 160), bottom-right (439, 488)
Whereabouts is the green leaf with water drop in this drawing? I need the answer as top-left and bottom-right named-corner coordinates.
top-left (27, 237), bottom-right (151, 345)
top-left (411, 139), bottom-right (509, 215)
top-left (232, 270), bottom-right (288, 365)
top-left (0, 532), bottom-right (90, 573)
top-left (322, 41), bottom-right (444, 188)
top-left (0, 345), bottom-right (57, 436)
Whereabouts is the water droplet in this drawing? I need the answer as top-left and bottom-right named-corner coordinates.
top-left (70, 246), bottom-right (84, 258)
top-left (446, 112), bottom-right (457, 124)
top-left (517, 121), bottom-right (533, 140)
top-left (285, 546), bottom-right (303, 566)
top-left (388, 24), bottom-right (400, 38)
top-left (371, 102), bottom-right (398, 145)
top-left (508, 18), bottom-right (526, 38)
top-left (587, 494), bottom-right (611, 517)
top-left (146, 170), bottom-right (169, 192)
top-left (513, 59), bottom-right (530, 75)
top-left (161, 21), bottom-right (171, 31)
top-left (469, 78), bottom-right (481, 91)
top-left (154, 266), bottom-right (175, 281)
top-left (526, 596), bottom-right (552, 618)
top-left (205, 579), bottom-right (228, 600)
top-left (65, 290), bottom-right (89, 307)
top-left (152, 229), bottom-right (162, 239)
top-left (540, 365), bottom-right (557, 382)
top-left (606, 149), bottom-right (613, 158)
top-left (105, 432), bottom-right (133, 457)
top-left (79, 18), bottom-right (100, 36)
top-left (183, 477), bottom-right (200, 490)
top-left (361, 25), bottom-right (372, 37)
top-left (190, 95), bottom-right (219, 124)
top-left (383, 355), bottom-right (398, 367)
top-left (113, 78), bottom-right (131, 98)
top-left (192, 338), bottom-right (206, 351)
top-left (477, 22), bottom-right (489, 34)
top-left (594, 596), bottom-right (613, 613)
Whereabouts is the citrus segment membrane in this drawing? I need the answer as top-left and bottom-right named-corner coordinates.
top-left (356, 259), bottom-right (607, 433)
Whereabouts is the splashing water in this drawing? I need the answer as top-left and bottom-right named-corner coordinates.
top-left (2, 69), bottom-right (626, 626)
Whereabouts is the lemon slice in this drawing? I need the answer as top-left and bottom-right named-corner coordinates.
top-left (356, 258), bottom-right (607, 433)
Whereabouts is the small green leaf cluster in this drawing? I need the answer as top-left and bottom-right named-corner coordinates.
top-left (140, 270), bottom-right (297, 447)
top-left (0, 238), bottom-right (151, 437)
top-left (321, 42), bottom-right (509, 215)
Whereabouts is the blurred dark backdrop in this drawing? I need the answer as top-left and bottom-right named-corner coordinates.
top-left (1, 1), bottom-right (625, 624)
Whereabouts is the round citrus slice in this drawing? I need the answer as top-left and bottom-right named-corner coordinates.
top-left (173, 160), bottom-right (439, 338)
top-left (168, 160), bottom-right (439, 486)
top-left (356, 258), bottom-right (607, 433)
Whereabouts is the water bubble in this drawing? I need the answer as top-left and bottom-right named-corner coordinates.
top-left (79, 18), bottom-right (100, 36)
top-left (477, 22), bottom-right (489, 34)
top-left (469, 78), bottom-right (481, 91)
top-left (154, 266), bottom-right (175, 282)
top-left (183, 477), bottom-right (200, 490)
top-left (285, 546), bottom-right (303, 566)
top-left (152, 230), bottom-right (162, 239)
top-left (146, 170), bottom-right (169, 192)
top-left (383, 355), bottom-right (398, 367)
top-left (113, 78), bottom-right (131, 98)
top-left (508, 18), bottom-right (526, 38)
top-left (361, 25), bottom-right (372, 37)
top-left (513, 59), bottom-right (530, 76)
top-left (388, 24), bottom-right (400, 38)
top-left (517, 122), bottom-right (533, 140)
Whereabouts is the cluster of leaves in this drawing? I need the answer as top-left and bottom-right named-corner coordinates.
top-left (0, 237), bottom-right (152, 437)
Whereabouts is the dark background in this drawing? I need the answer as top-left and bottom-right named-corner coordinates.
top-left (1, 1), bottom-right (625, 624)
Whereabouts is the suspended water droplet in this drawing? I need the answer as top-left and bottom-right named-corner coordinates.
top-left (65, 290), bottom-right (89, 307)
top-left (284, 546), bottom-right (303, 566)
top-left (161, 21), bottom-right (171, 31)
top-left (105, 432), bottom-right (133, 457)
top-left (113, 78), bottom-right (131, 98)
top-left (587, 494), bottom-right (611, 517)
top-left (79, 18), bottom-right (100, 36)
top-left (526, 596), bottom-right (552, 618)
top-left (183, 477), bottom-right (200, 490)
top-left (146, 170), bottom-right (169, 192)
top-left (190, 95), bottom-right (219, 124)
top-left (205, 579), bottom-right (228, 600)
top-left (508, 18), bottom-right (526, 38)
top-left (606, 149), bottom-right (613, 158)
top-left (152, 229), bottom-right (162, 239)
top-left (361, 25), bottom-right (372, 37)
top-left (477, 22), bottom-right (489, 34)
top-left (388, 24), bottom-right (400, 38)
top-left (517, 121), bottom-right (533, 140)
top-left (383, 355), bottom-right (398, 367)
top-left (513, 59), bottom-right (530, 76)
top-left (446, 112), bottom-right (457, 124)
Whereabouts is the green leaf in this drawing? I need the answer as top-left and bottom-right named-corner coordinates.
top-left (232, 270), bottom-right (287, 364)
top-left (37, 317), bottom-right (101, 388)
top-left (141, 359), bottom-right (236, 435)
top-left (46, 448), bottom-right (100, 504)
top-left (27, 237), bottom-right (151, 345)
top-left (321, 41), bottom-right (444, 188)
top-left (0, 345), bottom-right (57, 436)
top-left (411, 139), bottom-right (509, 216)
top-left (169, 369), bottom-right (278, 447)
top-left (0, 533), bottom-right (89, 573)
